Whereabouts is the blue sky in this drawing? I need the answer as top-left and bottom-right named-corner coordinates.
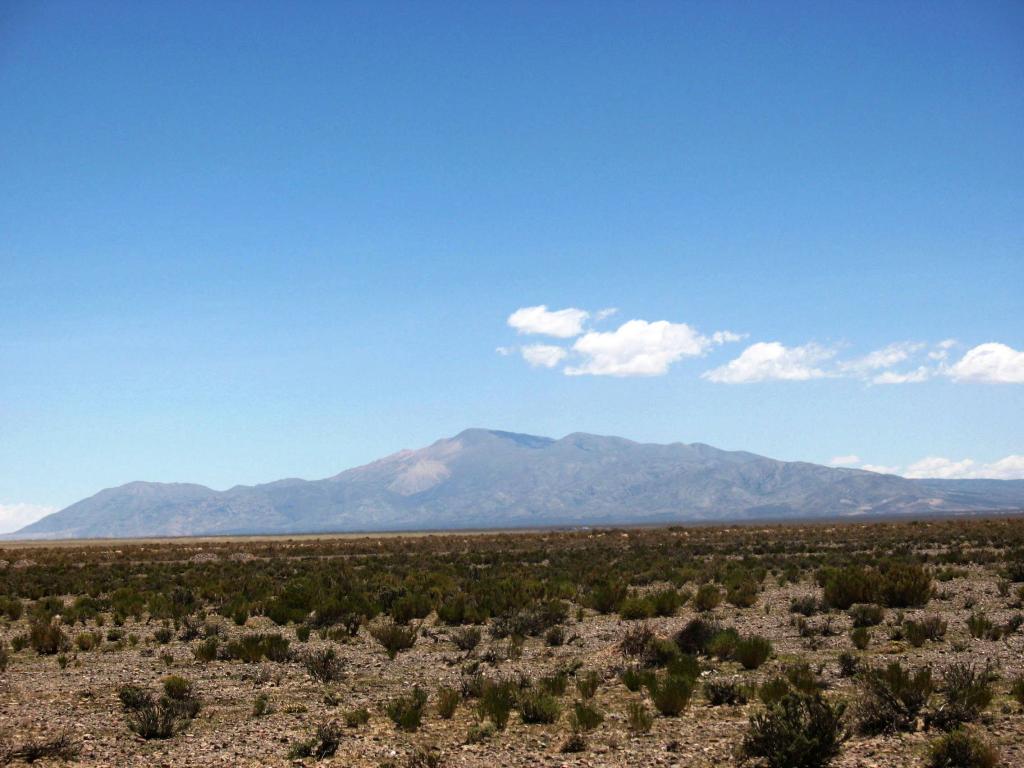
top-left (1, 1), bottom-right (1022, 530)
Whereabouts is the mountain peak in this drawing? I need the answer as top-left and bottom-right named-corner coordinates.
top-left (11, 430), bottom-right (1024, 539)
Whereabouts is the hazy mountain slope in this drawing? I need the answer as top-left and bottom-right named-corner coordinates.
top-left (15, 429), bottom-right (1024, 538)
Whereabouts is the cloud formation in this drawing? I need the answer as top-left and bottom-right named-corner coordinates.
top-left (565, 320), bottom-right (712, 377)
top-left (521, 344), bottom-right (567, 368)
top-left (0, 503), bottom-right (55, 535)
top-left (507, 305), bottom-right (589, 338)
top-left (836, 455), bottom-right (1024, 480)
top-left (947, 342), bottom-right (1024, 384)
top-left (501, 305), bottom-right (1023, 387)
top-left (702, 342), bottom-right (833, 383)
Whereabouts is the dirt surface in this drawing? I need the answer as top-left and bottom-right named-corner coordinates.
top-left (1, 529), bottom-right (1022, 767)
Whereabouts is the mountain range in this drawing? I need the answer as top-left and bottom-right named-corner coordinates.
top-left (14, 429), bottom-right (1024, 539)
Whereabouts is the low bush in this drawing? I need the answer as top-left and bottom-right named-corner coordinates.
top-left (905, 616), bottom-right (947, 647)
top-left (879, 563), bottom-right (932, 608)
top-left (569, 701), bottom-right (603, 732)
top-left (740, 693), bottom-right (847, 768)
top-left (705, 679), bottom-right (748, 706)
top-left (626, 699), bottom-right (653, 733)
top-left (848, 603), bottom-right (885, 627)
top-left (851, 626), bottom-right (870, 650)
top-left (451, 626), bottom-right (481, 652)
top-left (823, 567), bottom-right (880, 610)
top-left (370, 620), bottom-right (418, 659)
top-left (223, 633), bottom-right (290, 663)
top-left (386, 686), bottom-right (428, 732)
top-left (649, 673), bottom-right (694, 716)
top-left (288, 720), bottom-right (343, 760)
top-left (28, 621), bottom-right (68, 655)
top-left (337, 708), bottom-right (365, 728)
top-left (735, 635), bottom-right (772, 670)
top-left (927, 663), bottom-right (993, 731)
top-left (3, 732), bottom-right (81, 763)
top-left (855, 661), bottom-right (932, 735)
top-left (436, 686), bottom-right (459, 719)
top-left (927, 728), bottom-right (999, 768)
top-left (304, 647), bottom-right (345, 683)
top-left (674, 617), bottom-right (721, 655)
top-left (575, 669), bottom-right (600, 700)
top-left (518, 690), bottom-right (561, 724)
top-left (477, 678), bottom-right (517, 730)
top-left (693, 583), bottom-right (723, 612)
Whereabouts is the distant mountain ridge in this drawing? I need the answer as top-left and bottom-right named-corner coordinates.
top-left (14, 429), bottom-right (1024, 539)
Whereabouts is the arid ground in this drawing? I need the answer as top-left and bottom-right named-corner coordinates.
top-left (1, 518), bottom-right (1022, 767)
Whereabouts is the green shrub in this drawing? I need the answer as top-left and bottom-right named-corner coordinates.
top-left (618, 596), bottom-right (654, 620)
top-left (518, 690), bottom-right (561, 724)
top-left (626, 700), bottom-right (653, 733)
top-left (823, 567), bottom-right (880, 610)
top-left (2, 732), bottom-right (80, 763)
top-left (451, 626), bottom-right (481, 652)
top-left (344, 707), bottom-right (369, 727)
top-left (735, 636), bottom-right (772, 670)
top-left (674, 617), bottom-right (721, 655)
top-left (880, 563), bottom-right (932, 608)
top-left (539, 670), bottom-right (569, 696)
top-left (851, 626), bottom-right (870, 650)
top-left (649, 673), bottom-right (694, 716)
top-left (705, 679), bottom-right (749, 706)
top-left (727, 579), bottom-right (759, 608)
top-left (759, 677), bottom-right (791, 707)
top-left (741, 693), bottom-right (847, 768)
top-left (569, 700), bottom-right (603, 732)
top-left (651, 588), bottom-right (683, 616)
top-left (790, 596), bottom-right (821, 617)
top-left (927, 663), bottom-right (993, 731)
top-left (153, 626), bottom-right (173, 644)
top-left (193, 636), bottom-right (218, 662)
top-left (1011, 675), bottom-right (1024, 708)
top-left (224, 633), bottom-right (290, 662)
top-left (587, 581), bottom-right (627, 614)
top-left (296, 625), bottom-right (311, 642)
top-left (370, 620), bottom-right (418, 659)
top-left (707, 627), bottom-right (740, 660)
top-left (29, 621), bottom-right (68, 655)
top-left (386, 686), bottom-right (428, 732)
top-left (927, 729), bottom-right (999, 768)
top-left (785, 663), bottom-right (826, 695)
top-left (848, 603), bottom-right (885, 627)
top-left (905, 616), bottom-right (947, 647)
top-left (304, 647), bottom-right (345, 683)
top-left (575, 669), bottom-right (600, 700)
top-left (966, 613), bottom-right (997, 640)
top-left (126, 699), bottom-right (185, 739)
top-left (837, 652), bottom-right (860, 678)
top-left (287, 720), bottom-right (343, 760)
top-left (693, 583), bottom-right (723, 612)
top-left (252, 693), bottom-right (271, 717)
top-left (855, 661), bottom-right (932, 735)
top-left (437, 686), bottom-right (459, 719)
top-left (477, 678), bottom-right (517, 730)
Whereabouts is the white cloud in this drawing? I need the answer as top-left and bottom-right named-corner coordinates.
top-left (929, 339), bottom-right (957, 360)
top-left (507, 305), bottom-right (589, 338)
top-left (829, 455), bottom-right (861, 466)
top-left (0, 503), bottom-right (56, 535)
top-left (594, 307), bottom-right (619, 322)
top-left (904, 455), bottom-right (1024, 480)
top-left (843, 342), bottom-right (924, 373)
top-left (872, 366), bottom-right (931, 385)
top-left (521, 344), bottom-right (567, 368)
top-left (711, 330), bottom-right (746, 345)
top-left (840, 454), bottom-right (1024, 480)
top-left (565, 319), bottom-right (711, 377)
top-left (947, 342), bottom-right (1024, 384)
top-left (702, 342), bottom-right (834, 383)
top-left (495, 346), bottom-right (513, 356)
